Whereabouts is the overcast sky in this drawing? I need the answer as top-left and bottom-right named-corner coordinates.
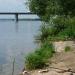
top-left (0, 0), bottom-right (29, 12)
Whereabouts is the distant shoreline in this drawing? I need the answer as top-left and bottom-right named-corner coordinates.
top-left (0, 18), bottom-right (41, 21)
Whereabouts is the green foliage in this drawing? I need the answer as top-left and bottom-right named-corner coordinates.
top-left (25, 42), bottom-right (55, 70)
top-left (57, 17), bottom-right (75, 40)
top-left (59, 0), bottom-right (75, 16)
top-left (53, 17), bottom-right (75, 40)
top-left (28, 0), bottom-right (75, 21)
top-left (35, 17), bottom-right (75, 42)
top-left (25, 53), bottom-right (46, 70)
top-left (35, 22), bottom-right (53, 43)
top-left (28, 0), bottom-right (61, 21)
top-left (26, 0), bottom-right (75, 70)
top-left (28, 0), bottom-right (48, 16)
top-left (65, 46), bottom-right (71, 52)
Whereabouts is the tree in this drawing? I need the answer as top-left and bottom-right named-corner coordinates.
top-left (60, 0), bottom-right (75, 16)
top-left (28, 0), bottom-right (75, 21)
top-left (28, 0), bottom-right (75, 42)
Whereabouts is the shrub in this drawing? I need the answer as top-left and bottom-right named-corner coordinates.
top-left (36, 17), bottom-right (75, 42)
top-left (25, 53), bottom-right (46, 70)
top-left (57, 17), bottom-right (75, 40)
top-left (65, 46), bottom-right (71, 52)
top-left (38, 42), bottom-right (55, 58)
top-left (35, 22), bottom-right (53, 43)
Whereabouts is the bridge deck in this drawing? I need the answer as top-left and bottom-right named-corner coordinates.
top-left (0, 12), bottom-right (39, 21)
top-left (0, 12), bottom-right (35, 15)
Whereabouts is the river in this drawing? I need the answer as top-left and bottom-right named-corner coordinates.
top-left (0, 19), bottom-right (41, 75)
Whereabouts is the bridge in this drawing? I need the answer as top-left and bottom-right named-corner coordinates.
top-left (0, 12), bottom-right (40, 22)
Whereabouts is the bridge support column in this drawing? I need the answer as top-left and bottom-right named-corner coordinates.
top-left (15, 14), bottom-right (18, 22)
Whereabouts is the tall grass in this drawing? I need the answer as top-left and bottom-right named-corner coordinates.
top-left (25, 42), bottom-right (55, 70)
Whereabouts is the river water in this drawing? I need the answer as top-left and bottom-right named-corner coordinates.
top-left (0, 19), bottom-right (41, 75)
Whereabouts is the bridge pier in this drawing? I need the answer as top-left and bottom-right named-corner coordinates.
top-left (15, 13), bottom-right (18, 22)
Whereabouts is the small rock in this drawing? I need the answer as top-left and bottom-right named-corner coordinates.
top-left (38, 69), bottom-right (49, 73)
top-left (56, 68), bottom-right (72, 73)
top-left (63, 72), bottom-right (73, 75)
top-left (22, 71), bottom-right (30, 75)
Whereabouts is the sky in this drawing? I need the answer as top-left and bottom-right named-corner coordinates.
top-left (0, 0), bottom-right (29, 12)
top-left (0, 0), bottom-right (38, 19)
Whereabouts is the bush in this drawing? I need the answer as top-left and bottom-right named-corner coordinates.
top-left (25, 53), bottom-right (46, 70)
top-left (57, 17), bottom-right (75, 40)
top-left (25, 42), bottom-right (55, 70)
top-left (35, 22), bottom-right (53, 43)
top-left (35, 17), bottom-right (75, 42)
top-left (65, 46), bottom-right (71, 52)
top-left (37, 42), bottom-right (55, 58)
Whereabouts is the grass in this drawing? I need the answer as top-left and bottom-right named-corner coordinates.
top-left (25, 42), bottom-right (55, 70)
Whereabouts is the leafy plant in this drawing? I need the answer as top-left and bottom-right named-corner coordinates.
top-left (25, 53), bottom-right (46, 70)
top-left (25, 42), bottom-right (55, 70)
top-left (65, 46), bottom-right (71, 52)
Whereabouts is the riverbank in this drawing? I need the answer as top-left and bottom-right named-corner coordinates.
top-left (22, 49), bottom-right (75, 75)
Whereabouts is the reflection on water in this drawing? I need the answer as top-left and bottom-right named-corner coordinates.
top-left (0, 20), bottom-right (41, 75)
